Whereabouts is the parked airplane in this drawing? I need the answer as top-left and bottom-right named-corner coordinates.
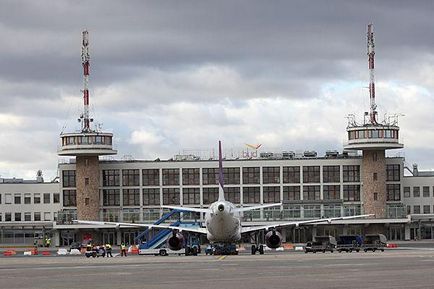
top-left (76, 141), bottom-right (371, 253)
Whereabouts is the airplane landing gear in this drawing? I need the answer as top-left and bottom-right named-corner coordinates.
top-left (251, 244), bottom-right (264, 255)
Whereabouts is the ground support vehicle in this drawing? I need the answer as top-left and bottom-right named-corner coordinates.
top-left (362, 234), bottom-right (387, 252)
top-left (205, 243), bottom-right (238, 255)
top-left (304, 236), bottom-right (337, 253)
top-left (336, 235), bottom-right (363, 253)
top-left (138, 247), bottom-right (186, 256)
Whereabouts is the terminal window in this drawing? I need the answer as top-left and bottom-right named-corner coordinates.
top-left (323, 166), bottom-right (340, 183)
top-left (303, 166), bottom-right (320, 183)
top-left (103, 189), bottom-right (120, 206)
top-left (263, 186), bottom-right (280, 203)
top-left (182, 168), bottom-right (200, 186)
top-left (5, 193), bottom-right (11, 204)
top-left (203, 188), bottom-right (219, 204)
top-left (102, 170), bottom-right (120, 186)
top-left (24, 212), bottom-right (31, 221)
top-left (24, 194), bottom-right (31, 204)
top-left (62, 170), bottom-right (76, 187)
top-left (413, 187), bottom-right (420, 198)
top-left (5, 213), bottom-right (11, 222)
top-left (162, 169), bottom-right (180, 186)
top-left (343, 185), bottom-right (361, 201)
top-left (423, 186), bottom-right (430, 197)
top-left (263, 167), bottom-right (280, 184)
top-left (182, 188), bottom-right (200, 205)
top-left (243, 187), bottom-right (260, 203)
top-left (323, 185), bottom-right (340, 200)
top-left (143, 188), bottom-right (160, 206)
top-left (303, 185), bottom-right (320, 201)
top-left (163, 188), bottom-right (180, 205)
top-left (226, 187), bottom-right (240, 203)
top-left (283, 166), bottom-right (300, 183)
top-left (142, 169), bottom-right (160, 186)
top-left (63, 190), bottom-right (77, 207)
top-left (34, 193), bottom-right (41, 204)
top-left (122, 169), bottom-right (140, 186)
top-left (202, 168), bottom-right (218, 185)
top-left (53, 193), bottom-right (60, 203)
top-left (387, 184), bottom-right (401, 201)
top-left (44, 193), bottom-right (51, 204)
top-left (34, 212), bottom-right (41, 221)
top-left (242, 167), bottom-right (260, 184)
top-left (14, 213), bottom-right (21, 222)
top-left (386, 164), bottom-right (400, 181)
top-left (123, 189), bottom-right (140, 206)
top-left (14, 194), bottom-right (21, 204)
top-left (283, 186), bottom-right (301, 201)
top-left (343, 165), bottom-right (360, 182)
top-left (424, 205), bottom-right (430, 214)
top-left (223, 167), bottom-right (241, 185)
top-left (413, 205), bottom-right (420, 214)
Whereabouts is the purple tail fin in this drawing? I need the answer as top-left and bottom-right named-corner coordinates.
top-left (218, 140), bottom-right (225, 201)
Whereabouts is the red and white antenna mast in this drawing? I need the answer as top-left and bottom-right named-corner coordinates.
top-left (367, 23), bottom-right (377, 124)
top-left (81, 30), bottom-right (91, 132)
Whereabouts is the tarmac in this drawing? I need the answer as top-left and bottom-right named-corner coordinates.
top-left (1, 249), bottom-right (434, 289)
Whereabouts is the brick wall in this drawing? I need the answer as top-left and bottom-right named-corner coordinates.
top-left (362, 150), bottom-right (386, 218)
top-left (76, 156), bottom-right (100, 221)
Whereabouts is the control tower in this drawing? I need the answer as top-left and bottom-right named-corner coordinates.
top-left (58, 31), bottom-right (117, 221)
top-left (344, 24), bottom-right (403, 219)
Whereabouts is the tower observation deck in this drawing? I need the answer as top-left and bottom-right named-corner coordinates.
top-left (58, 31), bottom-right (117, 222)
top-left (344, 24), bottom-right (403, 222)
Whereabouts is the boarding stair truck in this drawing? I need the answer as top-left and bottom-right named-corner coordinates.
top-left (361, 234), bottom-right (387, 252)
top-left (137, 210), bottom-right (202, 256)
top-left (304, 235), bottom-right (337, 253)
top-left (336, 235), bottom-right (363, 253)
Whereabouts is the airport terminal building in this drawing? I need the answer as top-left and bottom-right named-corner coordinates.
top-left (1, 26), bottom-right (434, 247)
top-left (1, 155), bottom-right (434, 246)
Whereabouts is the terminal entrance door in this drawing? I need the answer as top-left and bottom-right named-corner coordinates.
top-left (102, 231), bottom-right (116, 245)
top-left (122, 231), bottom-right (139, 245)
top-left (388, 225), bottom-right (403, 240)
top-left (288, 227), bottom-right (311, 243)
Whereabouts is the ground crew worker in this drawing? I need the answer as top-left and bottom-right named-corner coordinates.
top-left (105, 243), bottom-right (113, 257)
top-left (120, 243), bottom-right (127, 257)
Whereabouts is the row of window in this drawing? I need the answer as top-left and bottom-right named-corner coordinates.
top-left (61, 135), bottom-right (112, 146)
top-left (348, 129), bottom-right (399, 140)
top-left (63, 185), bottom-right (365, 207)
top-left (0, 193), bottom-right (60, 205)
top-left (0, 212), bottom-right (57, 222)
top-left (101, 205), bottom-right (363, 222)
top-left (63, 165), bottom-right (364, 188)
top-left (404, 186), bottom-right (434, 198)
top-left (408, 205), bottom-right (434, 215)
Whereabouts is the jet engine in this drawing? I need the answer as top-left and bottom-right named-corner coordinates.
top-left (166, 231), bottom-right (184, 251)
top-left (265, 230), bottom-right (282, 249)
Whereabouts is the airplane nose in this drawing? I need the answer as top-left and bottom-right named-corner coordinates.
top-left (218, 204), bottom-right (225, 212)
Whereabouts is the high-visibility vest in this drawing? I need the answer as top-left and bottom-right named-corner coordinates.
top-left (106, 244), bottom-right (112, 250)
top-left (121, 245), bottom-right (126, 250)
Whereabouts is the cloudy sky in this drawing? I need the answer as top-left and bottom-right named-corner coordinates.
top-left (0, 0), bottom-right (433, 180)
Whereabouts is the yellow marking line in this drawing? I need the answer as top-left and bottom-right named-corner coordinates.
top-left (217, 255), bottom-right (227, 261)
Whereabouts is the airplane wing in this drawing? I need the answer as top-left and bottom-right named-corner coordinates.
top-left (161, 205), bottom-right (210, 214)
top-left (240, 214), bottom-right (373, 234)
top-left (74, 220), bottom-right (208, 234)
top-left (235, 203), bottom-right (282, 212)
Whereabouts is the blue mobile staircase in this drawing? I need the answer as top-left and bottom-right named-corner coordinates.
top-left (136, 210), bottom-right (201, 250)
